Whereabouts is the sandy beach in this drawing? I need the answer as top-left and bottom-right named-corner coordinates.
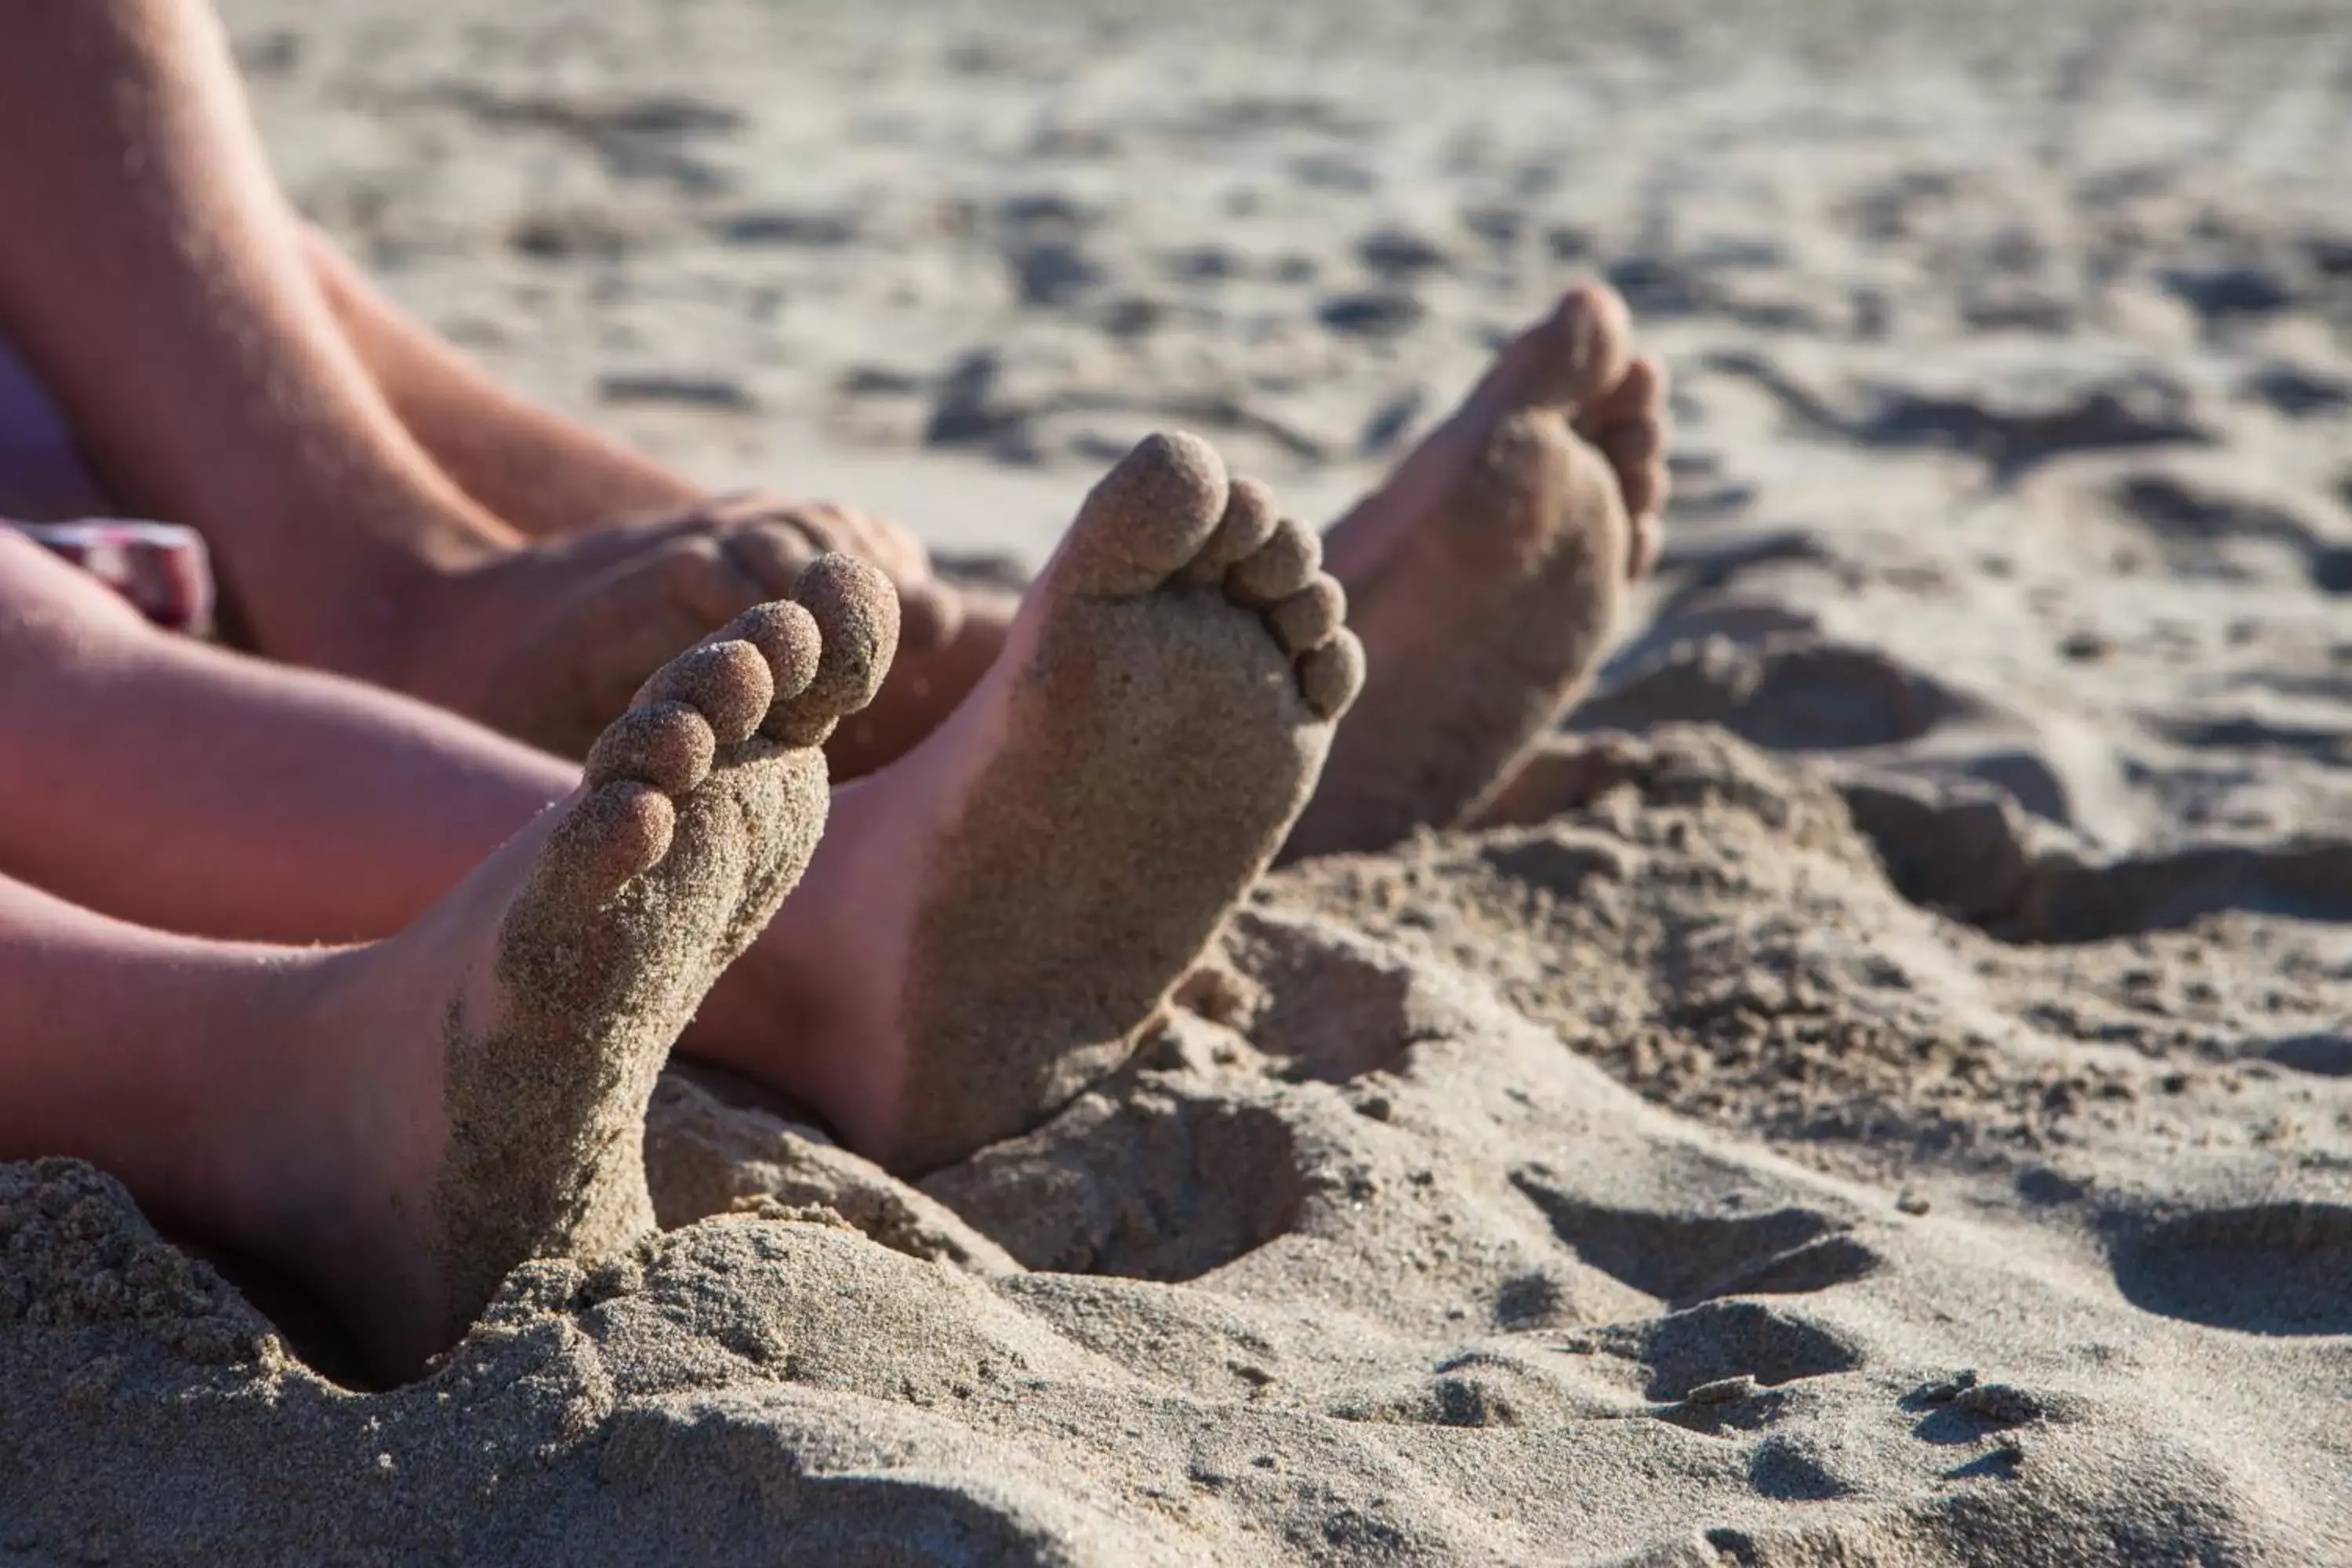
top-left (5, 0), bottom-right (2352, 1560)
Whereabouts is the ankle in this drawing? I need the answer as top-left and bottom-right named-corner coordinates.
top-left (263, 492), bottom-right (518, 681)
top-left (688, 942), bottom-right (902, 1151)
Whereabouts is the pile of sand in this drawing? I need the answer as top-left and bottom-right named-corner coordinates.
top-left (7, 0), bottom-right (2352, 1560)
top-left (6, 725), bottom-right (2347, 1560)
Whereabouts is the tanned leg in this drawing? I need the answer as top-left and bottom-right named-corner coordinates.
top-left (0, 0), bottom-right (840, 750)
top-left (300, 226), bottom-right (993, 773)
top-left (0, 562), bottom-right (892, 1381)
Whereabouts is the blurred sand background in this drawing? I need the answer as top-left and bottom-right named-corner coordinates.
top-left (5, 0), bottom-right (2352, 1561)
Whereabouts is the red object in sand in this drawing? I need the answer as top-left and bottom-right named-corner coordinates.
top-left (9, 519), bottom-right (216, 637)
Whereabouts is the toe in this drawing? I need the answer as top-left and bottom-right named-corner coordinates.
top-left (895, 575), bottom-right (966, 652)
top-left (1296, 630), bottom-right (1366, 721)
top-left (1579, 357), bottom-right (1669, 527)
top-left (1227, 516), bottom-right (1323, 608)
top-left (585, 700), bottom-right (717, 794)
top-left (636, 640), bottom-right (776, 744)
top-left (1518, 282), bottom-right (1632, 412)
top-left (1598, 421), bottom-right (1668, 527)
top-left (1181, 477), bottom-right (1281, 586)
top-left (657, 535), bottom-right (771, 626)
top-left (1627, 510), bottom-right (1662, 581)
top-left (1058, 432), bottom-right (1230, 598)
top-left (1267, 576), bottom-right (1346, 655)
top-left (540, 781), bottom-right (677, 904)
top-left (1574, 353), bottom-right (1661, 432)
top-left (767, 554), bottom-right (901, 746)
top-left (720, 521), bottom-right (818, 598)
top-left (716, 600), bottom-right (824, 704)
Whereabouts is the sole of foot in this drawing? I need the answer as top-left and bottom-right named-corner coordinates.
top-left (277, 557), bottom-right (897, 1381)
top-left (1288, 281), bottom-right (1668, 860)
top-left (735, 433), bottom-right (1363, 1174)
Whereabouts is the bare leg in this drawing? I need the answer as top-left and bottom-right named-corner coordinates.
top-left (0, 530), bottom-right (569, 941)
top-left (291, 258), bottom-right (1666, 829)
top-left (0, 566), bottom-right (891, 1380)
top-left (0, 508), bottom-right (960, 1158)
top-left (0, 0), bottom-right (832, 742)
top-left (299, 229), bottom-right (706, 539)
top-left (0, 0), bottom-right (506, 662)
top-left (300, 226), bottom-right (993, 774)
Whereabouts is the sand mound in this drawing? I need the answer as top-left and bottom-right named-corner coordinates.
top-left (5, 730), bottom-right (2347, 1563)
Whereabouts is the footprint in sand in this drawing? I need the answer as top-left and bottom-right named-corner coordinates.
top-left (261, 557), bottom-right (897, 1380)
top-left (2108, 1200), bottom-right (2352, 1336)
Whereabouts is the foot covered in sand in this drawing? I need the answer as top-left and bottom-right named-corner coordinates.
top-left (259, 557), bottom-right (897, 1378)
top-left (713, 433), bottom-right (1362, 1172)
top-left (1291, 282), bottom-right (1668, 858)
top-left (396, 500), bottom-right (948, 761)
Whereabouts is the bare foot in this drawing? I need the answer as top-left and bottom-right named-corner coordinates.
top-left (225, 561), bottom-right (896, 1378)
top-left (389, 498), bottom-right (949, 761)
top-left (698, 434), bottom-right (1363, 1173)
top-left (1287, 283), bottom-right (1669, 859)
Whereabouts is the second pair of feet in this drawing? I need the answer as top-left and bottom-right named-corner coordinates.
top-left (191, 285), bottom-right (1664, 1381)
top-left (330, 286), bottom-right (1665, 793)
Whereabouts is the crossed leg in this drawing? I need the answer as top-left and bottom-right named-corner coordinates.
top-left (0, 0), bottom-right (956, 764)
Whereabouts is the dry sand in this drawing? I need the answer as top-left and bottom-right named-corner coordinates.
top-left (6, 0), bottom-right (2352, 1560)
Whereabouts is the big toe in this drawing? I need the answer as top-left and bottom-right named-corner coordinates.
top-left (1057, 432), bottom-right (1232, 599)
top-left (768, 554), bottom-right (902, 746)
top-left (1525, 282), bottom-right (1633, 411)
